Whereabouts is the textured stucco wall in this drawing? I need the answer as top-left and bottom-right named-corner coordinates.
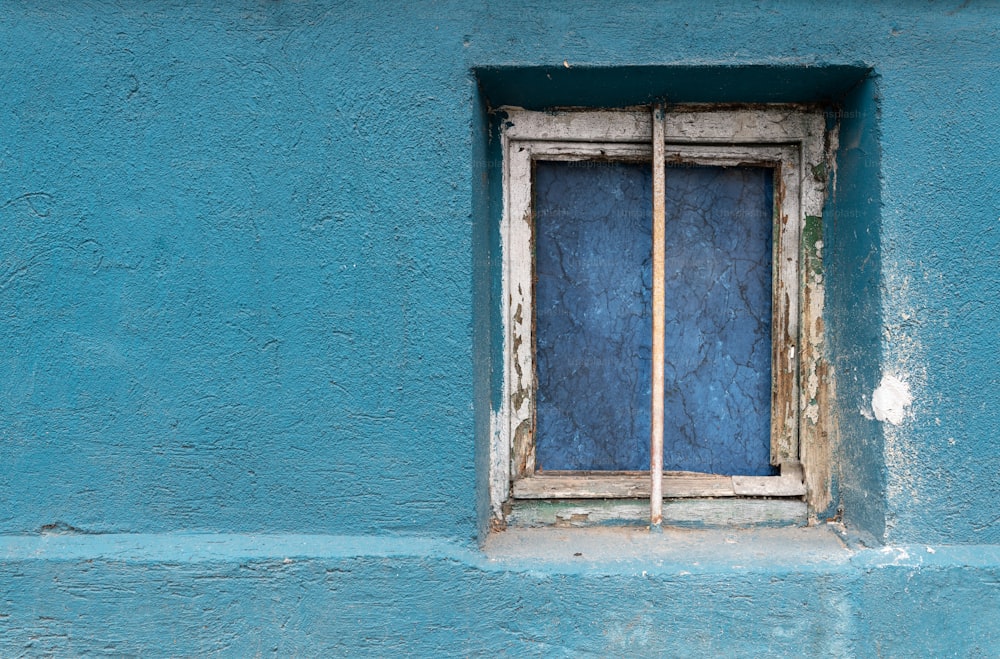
top-left (2, 532), bottom-right (999, 657)
top-left (2, 1), bottom-right (999, 655)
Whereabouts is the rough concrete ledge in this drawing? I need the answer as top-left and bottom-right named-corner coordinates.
top-left (3, 528), bottom-right (999, 575)
top-left (0, 532), bottom-right (462, 565)
top-left (2, 531), bottom-right (999, 656)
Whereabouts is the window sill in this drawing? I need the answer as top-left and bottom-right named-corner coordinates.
top-left (484, 524), bottom-right (850, 572)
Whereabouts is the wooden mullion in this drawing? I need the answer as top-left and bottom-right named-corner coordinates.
top-left (650, 105), bottom-right (667, 529)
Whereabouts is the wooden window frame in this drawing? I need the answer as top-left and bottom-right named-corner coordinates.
top-left (491, 106), bottom-right (833, 527)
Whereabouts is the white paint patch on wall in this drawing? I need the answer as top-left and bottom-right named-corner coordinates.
top-left (871, 375), bottom-right (913, 425)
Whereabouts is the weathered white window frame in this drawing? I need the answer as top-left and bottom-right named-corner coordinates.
top-left (491, 106), bottom-right (833, 527)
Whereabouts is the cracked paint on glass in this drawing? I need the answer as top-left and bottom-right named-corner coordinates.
top-left (661, 165), bottom-right (775, 476)
top-left (535, 160), bottom-right (653, 470)
top-left (534, 160), bottom-right (775, 475)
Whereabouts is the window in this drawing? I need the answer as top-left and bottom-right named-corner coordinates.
top-left (491, 106), bottom-right (833, 528)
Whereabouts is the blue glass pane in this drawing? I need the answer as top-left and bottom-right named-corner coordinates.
top-left (661, 166), bottom-right (775, 476)
top-left (534, 160), bottom-right (652, 471)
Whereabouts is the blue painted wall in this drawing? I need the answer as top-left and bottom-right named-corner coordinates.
top-left (2, 1), bottom-right (998, 654)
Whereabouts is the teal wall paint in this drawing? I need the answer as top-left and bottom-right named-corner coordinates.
top-left (2, 0), bottom-right (999, 654)
top-left (826, 77), bottom-right (888, 544)
top-left (876, 43), bottom-right (1000, 546)
top-left (471, 84), bottom-right (496, 541)
top-left (1, 1), bottom-right (481, 537)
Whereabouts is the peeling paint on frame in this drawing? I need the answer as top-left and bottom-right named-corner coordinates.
top-left (799, 120), bottom-right (840, 513)
top-left (493, 106), bottom-right (838, 526)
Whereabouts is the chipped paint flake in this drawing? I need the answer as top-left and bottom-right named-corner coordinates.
top-left (872, 375), bottom-right (913, 426)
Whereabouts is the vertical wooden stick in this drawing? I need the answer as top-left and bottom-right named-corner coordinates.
top-left (650, 105), bottom-right (666, 530)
